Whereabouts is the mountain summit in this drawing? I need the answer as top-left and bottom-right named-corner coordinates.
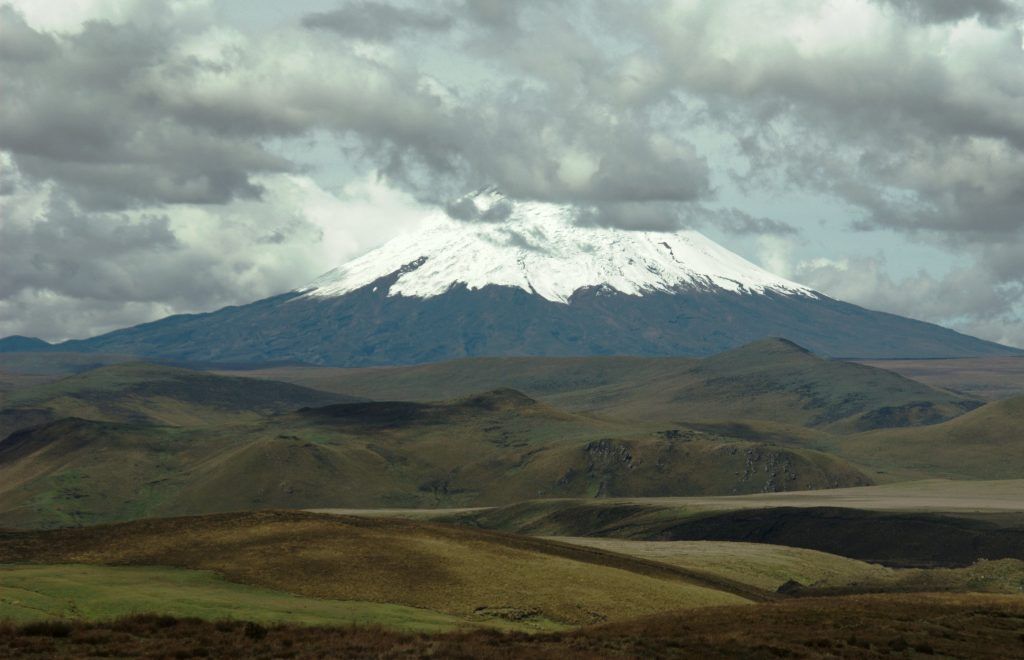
top-left (15, 193), bottom-right (1021, 365)
top-left (302, 190), bottom-right (814, 303)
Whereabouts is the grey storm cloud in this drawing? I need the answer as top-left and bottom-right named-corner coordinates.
top-left (301, 2), bottom-right (454, 41)
top-left (444, 193), bottom-right (514, 222)
top-left (0, 7), bottom-right (291, 210)
top-left (572, 203), bottom-right (797, 235)
top-left (0, 157), bottom-right (348, 340)
top-left (874, 0), bottom-right (1021, 24)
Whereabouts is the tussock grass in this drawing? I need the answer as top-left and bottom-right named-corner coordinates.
top-left (1, 594), bottom-right (1021, 658)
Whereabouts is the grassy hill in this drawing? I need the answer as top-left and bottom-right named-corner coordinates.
top-left (0, 351), bottom-right (137, 377)
top-left (222, 338), bottom-right (979, 433)
top-left (0, 511), bottom-right (757, 626)
top-left (550, 538), bottom-right (892, 591)
top-left (548, 537), bottom-right (1024, 596)
top-left (0, 390), bottom-right (871, 528)
top-left (0, 564), bottom-right (469, 631)
top-left (833, 395), bottom-right (1024, 480)
top-left (219, 355), bottom-right (700, 404)
top-left (0, 362), bottom-right (359, 438)
top-left (1, 341), bottom-right (1018, 531)
top-left (651, 339), bottom-right (980, 431)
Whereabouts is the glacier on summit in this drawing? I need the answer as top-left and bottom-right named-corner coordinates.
top-left (301, 191), bottom-right (815, 303)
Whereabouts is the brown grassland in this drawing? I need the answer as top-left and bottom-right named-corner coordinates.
top-left (1, 594), bottom-right (1022, 659)
top-left (0, 511), bottom-right (761, 626)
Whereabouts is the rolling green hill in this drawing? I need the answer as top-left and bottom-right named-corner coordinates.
top-left (0, 390), bottom-right (871, 528)
top-left (650, 339), bottom-right (980, 431)
top-left (858, 355), bottom-right (1024, 401)
top-left (0, 564), bottom-right (471, 631)
top-left (1, 340), bottom-right (1017, 531)
top-left (222, 338), bottom-right (979, 432)
top-left (834, 394), bottom-right (1024, 480)
top-left (0, 362), bottom-right (360, 438)
top-left (543, 538), bottom-right (1024, 596)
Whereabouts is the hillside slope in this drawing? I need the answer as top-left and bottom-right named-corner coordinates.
top-left (0, 362), bottom-right (359, 438)
top-left (223, 339), bottom-right (980, 432)
top-left (835, 395), bottom-right (1024, 480)
top-left (0, 390), bottom-right (871, 528)
top-left (0, 511), bottom-right (757, 625)
top-left (617, 339), bottom-right (981, 431)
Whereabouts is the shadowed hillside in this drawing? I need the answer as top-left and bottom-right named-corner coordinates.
top-left (447, 498), bottom-right (1024, 568)
top-left (0, 362), bottom-right (360, 438)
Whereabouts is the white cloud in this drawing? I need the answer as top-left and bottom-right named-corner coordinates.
top-left (0, 161), bottom-right (429, 341)
top-left (790, 254), bottom-right (1024, 347)
top-left (2, 0), bottom-right (210, 33)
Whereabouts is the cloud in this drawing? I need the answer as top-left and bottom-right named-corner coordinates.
top-left (570, 202), bottom-right (796, 235)
top-left (444, 191), bottom-right (514, 222)
top-left (793, 254), bottom-right (1024, 347)
top-left (0, 6), bottom-right (292, 209)
top-left (616, 0), bottom-right (1024, 241)
top-left (0, 2), bottom-right (714, 216)
top-left (0, 157), bottom-right (428, 341)
top-left (873, 0), bottom-right (1021, 25)
top-left (302, 2), bottom-right (454, 41)
top-left (1, 0), bottom-right (1023, 345)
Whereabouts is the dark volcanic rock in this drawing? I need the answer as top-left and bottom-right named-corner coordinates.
top-left (38, 277), bottom-right (1020, 366)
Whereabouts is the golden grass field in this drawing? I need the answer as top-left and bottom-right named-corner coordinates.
top-left (0, 511), bottom-right (757, 628)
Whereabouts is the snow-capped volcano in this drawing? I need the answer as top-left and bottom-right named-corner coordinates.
top-left (40, 190), bottom-right (1020, 365)
top-left (302, 191), bottom-right (814, 303)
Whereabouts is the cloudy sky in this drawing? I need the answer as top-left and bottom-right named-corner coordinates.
top-left (1, 0), bottom-right (1023, 347)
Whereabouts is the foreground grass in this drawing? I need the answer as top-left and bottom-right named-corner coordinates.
top-left (1, 593), bottom-right (1022, 658)
top-left (0, 511), bottom-right (752, 626)
top-left (0, 565), bottom-right (469, 632)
